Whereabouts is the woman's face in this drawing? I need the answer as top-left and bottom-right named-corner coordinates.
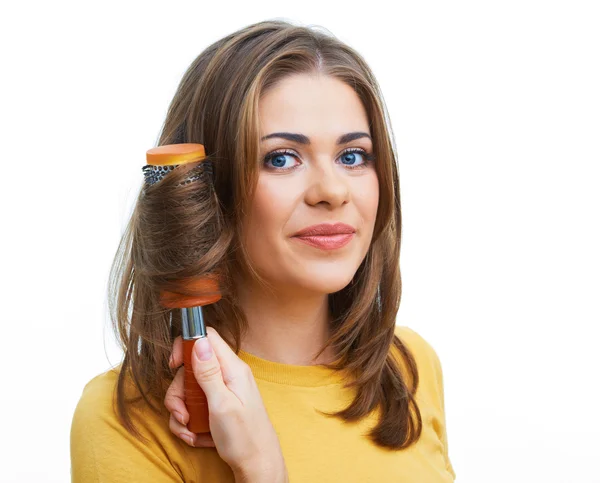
top-left (242, 73), bottom-right (379, 295)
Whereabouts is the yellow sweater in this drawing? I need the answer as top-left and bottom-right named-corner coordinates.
top-left (70, 325), bottom-right (455, 482)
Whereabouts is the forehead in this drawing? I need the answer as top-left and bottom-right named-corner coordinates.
top-left (258, 74), bottom-right (370, 138)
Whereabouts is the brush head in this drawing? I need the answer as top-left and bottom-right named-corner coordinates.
top-left (143, 143), bottom-right (212, 186)
top-left (142, 143), bottom-right (222, 309)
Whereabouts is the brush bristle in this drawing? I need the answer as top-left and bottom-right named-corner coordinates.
top-left (142, 161), bottom-right (214, 187)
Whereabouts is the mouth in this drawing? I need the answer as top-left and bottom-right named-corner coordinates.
top-left (291, 233), bottom-right (355, 250)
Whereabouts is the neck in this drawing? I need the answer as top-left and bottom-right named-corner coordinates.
top-left (232, 275), bottom-right (335, 366)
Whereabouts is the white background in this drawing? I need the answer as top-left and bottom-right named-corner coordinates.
top-left (1, 1), bottom-right (599, 482)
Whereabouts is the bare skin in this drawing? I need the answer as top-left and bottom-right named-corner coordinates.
top-left (236, 72), bottom-right (379, 365)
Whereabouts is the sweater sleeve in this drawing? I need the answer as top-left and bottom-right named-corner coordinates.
top-left (429, 342), bottom-right (456, 480)
top-left (70, 370), bottom-right (184, 483)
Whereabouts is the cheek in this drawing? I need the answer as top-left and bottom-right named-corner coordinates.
top-left (244, 177), bottom-right (295, 262)
top-left (357, 172), bottom-right (379, 225)
top-left (250, 177), bottom-right (295, 230)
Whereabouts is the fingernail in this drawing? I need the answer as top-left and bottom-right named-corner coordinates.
top-left (174, 411), bottom-right (186, 425)
top-left (194, 337), bottom-right (213, 361)
top-left (181, 434), bottom-right (195, 447)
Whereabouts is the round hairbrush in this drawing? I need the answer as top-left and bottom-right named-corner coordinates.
top-left (145, 143), bottom-right (221, 434)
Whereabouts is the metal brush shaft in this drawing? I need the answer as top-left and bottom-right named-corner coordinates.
top-left (180, 305), bottom-right (207, 340)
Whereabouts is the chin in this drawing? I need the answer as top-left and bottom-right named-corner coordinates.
top-left (298, 273), bottom-right (354, 294)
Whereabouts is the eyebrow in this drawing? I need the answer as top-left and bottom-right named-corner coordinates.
top-left (260, 131), bottom-right (372, 145)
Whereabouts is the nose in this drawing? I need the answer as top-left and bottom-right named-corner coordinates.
top-left (304, 156), bottom-right (350, 208)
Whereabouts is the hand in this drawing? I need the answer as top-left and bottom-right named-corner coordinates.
top-left (164, 326), bottom-right (287, 478)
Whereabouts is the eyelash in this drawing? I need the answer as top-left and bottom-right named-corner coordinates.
top-left (262, 148), bottom-right (376, 172)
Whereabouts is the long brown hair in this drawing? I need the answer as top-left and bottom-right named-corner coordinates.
top-left (108, 18), bottom-right (422, 450)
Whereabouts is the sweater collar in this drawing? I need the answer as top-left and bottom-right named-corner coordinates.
top-left (236, 349), bottom-right (349, 387)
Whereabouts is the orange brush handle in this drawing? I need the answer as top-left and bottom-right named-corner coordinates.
top-left (183, 338), bottom-right (211, 433)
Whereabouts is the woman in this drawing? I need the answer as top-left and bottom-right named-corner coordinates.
top-left (71, 19), bottom-right (455, 482)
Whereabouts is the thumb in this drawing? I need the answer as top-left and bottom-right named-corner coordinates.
top-left (191, 335), bottom-right (228, 407)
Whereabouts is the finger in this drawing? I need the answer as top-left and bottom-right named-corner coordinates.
top-left (190, 333), bottom-right (229, 408)
top-left (205, 326), bottom-right (254, 398)
top-left (169, 414), bottom-right (215, 447)
top-left (192, 326), bottom-right (253, 408)
top-left (164, 367), bottom-right (188, 425)
top-left (204, 326), bottom-right (252, 386)
top-left (169, 336), bottom-right (183, 369)
top-left (191, 326), bottom-right (254, 405)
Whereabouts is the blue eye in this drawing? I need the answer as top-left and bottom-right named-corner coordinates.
top-left (263, 148), bottom-right (375, 172)
top-left (263, 150), bottom-right (298, 170)
top-left (339, 149), bottom-right (371, 168)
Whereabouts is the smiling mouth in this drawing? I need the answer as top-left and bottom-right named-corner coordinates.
top-left (292, 233), bottom-right (355, 250)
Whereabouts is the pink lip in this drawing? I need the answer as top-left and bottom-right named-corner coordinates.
top-left (293, 222), bottom-right (356, 237)
top-left (292, 233), bottom-right (355, 250)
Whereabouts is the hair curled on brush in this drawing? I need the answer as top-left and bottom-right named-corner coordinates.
top-left (108, 18), bottom-right (422, 450)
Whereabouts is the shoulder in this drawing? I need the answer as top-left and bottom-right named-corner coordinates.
top-left (70, 365), bottom-right (184, 482)
top-left (392, 325), bottom-right (447, 404)
top-left (71, 363), bottom-right (169, 437)
top-left (75, 365), bottom-right (119, 402)
top-left (71, 366), bottom-right (120, 429)
top-left (393, 325), bottom-right (442, 368)
top-left (394, 325), bottom-right (441, 357)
